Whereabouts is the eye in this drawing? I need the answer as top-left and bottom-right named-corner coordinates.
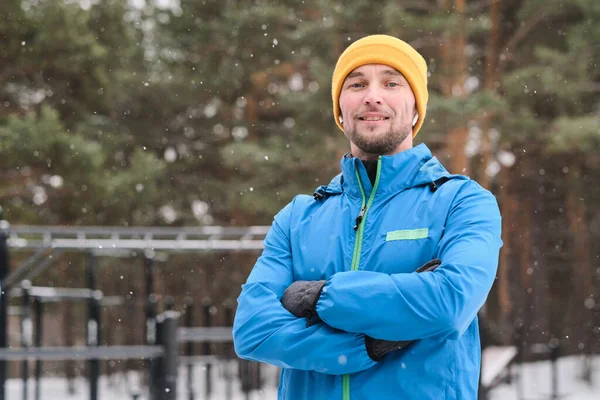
top-left (387, 82), bottom-right (399, 87)
top-left (348, 83), bottom-right (364, 88)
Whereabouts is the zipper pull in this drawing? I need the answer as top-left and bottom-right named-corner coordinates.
top-left (353, 205), bottom-right (367, 230)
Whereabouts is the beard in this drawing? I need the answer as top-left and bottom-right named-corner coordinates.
top-left (344, 122), bottom-right (412, 156)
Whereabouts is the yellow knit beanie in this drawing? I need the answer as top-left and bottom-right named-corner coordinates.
top-left (332, 35), bottom-right (429, 136)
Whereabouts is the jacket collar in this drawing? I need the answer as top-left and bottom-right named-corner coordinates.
top-left (339, 143), bottom-right (445, 198)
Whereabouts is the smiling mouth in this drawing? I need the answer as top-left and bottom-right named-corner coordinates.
top-left (358, 116), bottom-right (389, 121)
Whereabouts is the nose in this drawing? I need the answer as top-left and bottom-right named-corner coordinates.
top-left (363, 85), bottom-right (382, 105)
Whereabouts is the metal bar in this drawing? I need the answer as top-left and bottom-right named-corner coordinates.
top-left (203, 298), bottom-right (212, 400)
top-left (99, 296), bottom-right (124, 306)
top-left (179, 355), bottom-right (222, 364)
top-left (4, 247), bottom-right (49, 289)
top-left (145, 255), bottom-right (158, 399)
top-left (149, 320), bottom-right (161, 400)
top-left (158, 311), bottom-right (179, 400)
top-left (177, 326), bottom-right (234, 343)
top-left (17, 250), bottom-right (63, 287)
top-left (33, 298), bottom-right (42, 400)
top-left (0, 345), bottom-right (164, 361)
top-left (87, 252), bottom-right (99, 400)
top-left (184, 298), bottom-right (194, 400)
top-left (8, 239), bottom-right (265, 251)
top-left (64, 303), bottom-right (75, 395)
top-left (0, 219), bottom-right (10, 400)
top-left (9, 225), bottom-right (270, 237)
top-left (20, 281), bottom-right (32, 400)
top-left (254, 359), bottom-right (262, 395)
top-left (11, 292), bottom-right (121, 306)
top-left (146, 256), bottom-right (157, 346)
top-left (224, 305), bottom-right (234, 400)
top-left (9, 286), bottom-right (94, 300)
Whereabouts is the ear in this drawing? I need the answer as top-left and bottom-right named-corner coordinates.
top-left (412, 111), bottom-right (419, 126)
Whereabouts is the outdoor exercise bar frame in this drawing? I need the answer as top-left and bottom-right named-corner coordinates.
top-left (0, 222), bottom-right (268, 400)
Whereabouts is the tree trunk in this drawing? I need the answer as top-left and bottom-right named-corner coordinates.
top-left (441, 0), bottom-right (469, 175)
top-left (515, 157), bottom-right (534, 339)
top-left (565, 162), bottom-right (594, 342)
top-left (479, 0), bottom-right (501, 190)
top-left (497, 166), bottom-right (513, 324)
top-left (483, 0), bottom-right (513, 330)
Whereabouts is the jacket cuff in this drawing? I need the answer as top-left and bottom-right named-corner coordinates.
top-left (305, 280), bottom-right (326, 313)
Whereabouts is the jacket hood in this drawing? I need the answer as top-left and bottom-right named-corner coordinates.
top-left (313, 173), bottom-right (343, 200)
top-left (314, 144), bottom-right (466, 200)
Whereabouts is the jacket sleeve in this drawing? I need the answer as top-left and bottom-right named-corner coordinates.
top-left (316, 181), bottom-right (502, 341)
top-left (233, 198), bottom-right (376, 375)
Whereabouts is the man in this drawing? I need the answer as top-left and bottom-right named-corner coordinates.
top-left (233, 34), bottom-right (502, 400)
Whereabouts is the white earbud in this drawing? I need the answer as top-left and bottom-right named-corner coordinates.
top-left (339, 115), bottom-right (344, 125)
top-left (412, 112), bottom-right (419, 126)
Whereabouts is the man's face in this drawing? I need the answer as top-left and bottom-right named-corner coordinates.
top-left (339, 64), bottom-right (417, 158)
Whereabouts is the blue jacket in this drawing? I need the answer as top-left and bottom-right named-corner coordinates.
top-left (233, 144), bottom-right (502, 400)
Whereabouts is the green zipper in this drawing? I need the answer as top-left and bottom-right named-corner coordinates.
top-left (343, 157), bottom-right (382, 400)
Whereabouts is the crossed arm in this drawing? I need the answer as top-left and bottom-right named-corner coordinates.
top-left (316, 183), bottom-right (502, 341)
top-left (232, 199), bottom-right (376, 375)
top-left (233, 182), bottom-right (502, 374)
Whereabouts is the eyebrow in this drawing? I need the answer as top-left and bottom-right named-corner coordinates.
top-left (346, 69), bottom-right (404, 80)
top-left (382, 69), bottom-right (403, 77)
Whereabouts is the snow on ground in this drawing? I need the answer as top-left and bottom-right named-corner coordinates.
top-left (490, 354), bottom-right (600, 400)
top-left (6, 360), bottom-right (279, 400)
top-left (4, 355), bottom-right (599, 399)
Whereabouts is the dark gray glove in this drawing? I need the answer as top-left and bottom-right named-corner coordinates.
top-left (365, 258), bottom-right (441, 361)
top-left (281, 280), bottom-right (327, 326)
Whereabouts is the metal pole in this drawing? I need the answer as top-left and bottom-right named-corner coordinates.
top-left (65, 302), bottom-right (75, 395)
top-left (158, 311), bottom-right (179, 400)
top-left (253, 361), bottom-right (261, 397)
top-left (0, 217), bottom-right (10, 400)
top-left (145, 255), bottom-right (157, 346)
top-left (20, 280), bottom-right (32, 400)
top-left (238, 360), bottom-right (250, 400)
top-left (87, 252), bottom-right (99, 400)
top-left (145, 254), bottom-right (158, 398)
top-left (149, 323), bottom-right (160, 400)
top-left (224, 303), bottom-right (233, 400)
top-left (203, 297), bottom-right (212, 400)
top-left (33, 297), bottom-right (42, 400)
top-left (184, 297), bottom-right (195, 400)
top-left (150, 312), bottom-right (165, 400)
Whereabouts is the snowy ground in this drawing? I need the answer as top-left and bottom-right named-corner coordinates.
top-left (6, 360), bottom-right (279, 400)
top-left (4, 355), bottom-right (599, 399)
top-left (490, 354), bottom-right (600, 400)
